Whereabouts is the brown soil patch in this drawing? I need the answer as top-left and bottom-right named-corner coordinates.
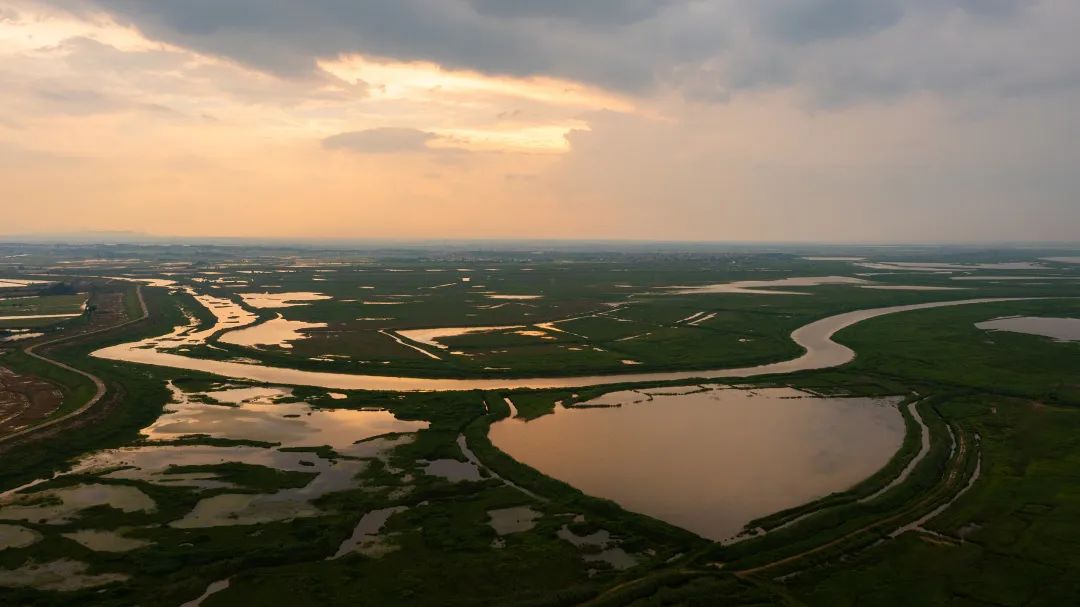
top-left (0, 367), bottom-right (62, 435)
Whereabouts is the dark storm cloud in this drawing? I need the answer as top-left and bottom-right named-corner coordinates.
top-left (755, 0), bottom-right (904, 44)
top-left (464, 0), bottom-right (669, 25)
top-left (955, 0), bottom-right (1027, 19)
top-left (42, 0), bottom-right (1080, 103)
top-left (61, 0), bottom-right (654, 89)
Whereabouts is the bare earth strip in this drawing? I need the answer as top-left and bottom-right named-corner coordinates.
top-left (0, 286), bottom-right (147, 446)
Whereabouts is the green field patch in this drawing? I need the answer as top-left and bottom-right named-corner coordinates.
top-left (163, 463), bottom-right (317, 493)
top-left (0, 294), bottom-right (87, 317)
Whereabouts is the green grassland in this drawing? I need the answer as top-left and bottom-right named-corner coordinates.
top-left (0, 294), bottom-right (87, 329)
top-left (0, 244), bottom-right (1079, 605)
top-left (0, 294), bottom-right (86, 316)
top-left (0, 285), bottom-right (195, 488)
top-left (786, 395), bottom-right (1080, 606)
top-left (160, 255), bottom-right (1080, 379)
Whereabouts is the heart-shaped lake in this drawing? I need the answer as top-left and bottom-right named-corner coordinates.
top-left (490, 386), bottom-right (904, 541)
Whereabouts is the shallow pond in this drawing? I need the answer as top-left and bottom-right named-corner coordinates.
top-left (61, 529), bottom-right (151, 552)
top-left (488, 506), bottom-right (540, 536)
top-left (0, 279), bottom-right (53, 289)
top-left (490, 387), bottom-right (904, 541)
top-left (330, 506), bottom-right (407, 559)
top-left (0, 484), bottom-right (156, 525)
top-left (0, 559), bottom-right (128, 591)
top-left (396, 325), bottom-right (524, 349)
top-left (556, 525), bottom-right (638, 570)
top-left (976, 316), bottom-right (1080, 341)
top-left (857, 261), bottom-right (1048, 272)
top-left (664, 276), bottom-right (869, 295)
top-left (860, 285), bottom-right (964, 291)
top-left (0, 330), bottom-right (44, 342)
top-left (219, 315), bottom-right (327, 350)
top-left (0, 383), bottom-right (427, 541)
top-left (423, 459), bottom-right (482, 482)
top-left (144, 383), bottom-right (427, 451)
top-left (238, 292), bottom-right (331, 308)
top-left (0, 524), bottom-right (40, 550)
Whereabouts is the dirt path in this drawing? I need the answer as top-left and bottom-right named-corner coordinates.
top-left (0, 285), bottom-right (148, 445)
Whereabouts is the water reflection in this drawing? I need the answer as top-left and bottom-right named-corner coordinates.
top-left (0, 559), bottom-right (128, 591)
top-left (0, 384), bottom-right (427, 532)
top-left (61, 529), bottom-right (151, 552)
top-left (490, 387), bottom-right (903, 540)
top-left (0, 524), bottom-right (41, 550)
top-left (0, 484), bottom-right (155, 525)
top-left (146, 383), bottom-right (425, 451)
top-left (664, 276), bottom-right (868, 295)
top-left (219, 315), bottom-right (326, 350)
top-left (330, 506), bottom-right (407, 559)
top-left (238, 292), bottom-right (331, 308)
top-left (975, 316), bottom-right (1080, 341)
top-left (94, 296), bottom-right (1028, 391)
top-left (396, 325), bottom-right (524, 349)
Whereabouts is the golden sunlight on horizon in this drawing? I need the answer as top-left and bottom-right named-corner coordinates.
top-left (1, 0), bottom-right (1077, 242)
top-left (0, 2), bottom-right (159, 53)
top-left (318, 54), bottom-right (635, 113)
top-left (316, 54), bottom-right (636, 153)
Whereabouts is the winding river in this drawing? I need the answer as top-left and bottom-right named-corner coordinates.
top-left (92, 297), bottom-right (1027, 391)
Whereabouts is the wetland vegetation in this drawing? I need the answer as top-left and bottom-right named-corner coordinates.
top-left (0, 242), bottom-right (1078, 605)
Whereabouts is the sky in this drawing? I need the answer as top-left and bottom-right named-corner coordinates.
top-left (1, 0), bottom-right (1078, 243)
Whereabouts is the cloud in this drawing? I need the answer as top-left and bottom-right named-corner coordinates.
top-left (36, 0), bottom-right (1080, 106)
top-left (463, 0), bottom-right (668, 26)
top-left (754, 0), bottom-right (904, 44)
top-left (544, 93), bottom-right (1080, 242)
top-left (3, 0), bottom-right (1080, 243)
top-left (322, 127), bottom-right (439, 154)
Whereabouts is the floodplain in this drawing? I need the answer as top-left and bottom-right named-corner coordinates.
top-left (0, 242), bottom-right (1078, 606)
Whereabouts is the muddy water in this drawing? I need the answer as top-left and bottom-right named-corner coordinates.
top-left (0, 524), bottom-right (40, 549)
top-left (61, 529), bottom-right (151, 552)
top-left (0, 559), bottom-right (128, 591)
top-left (858, 262), bottom-right (1048, 272)
top-left (396, 325), bottom-right (524, 349)
top-left (488, 506), bottom-right (540, 535)
top-left (143, 383), bottom-right (427, 451)
top-left (0, 384), bottom-right (428, 536)
top-left (219, 315), bottom-right (327, 349)
top-left (93, 297), bottom-right (1029, 391)
top-left (0, 484), bottom-right (156, 525)
top-left (665, 276), bottom-right (869, 295)
top-left (238, 292), bottom-right (331, 308)
top-left (975, 316), bottom-right (1080, 341)
top-left (181, 579), bottom-right (230, 607)
top-left (490, 387), bottom-right (903, 541)
top-left (860, 285), bottom-right (964, 291)
top-left (330, 506), bottom-right (407, 559)
top-left (146, 290), bottom-right (257, 352)
top-left (556, 525), bottom-right (638, 570)
top-left (0, 313), bottom-right (83, 321)
top-left (423, 459), bottom-right (482, 482)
